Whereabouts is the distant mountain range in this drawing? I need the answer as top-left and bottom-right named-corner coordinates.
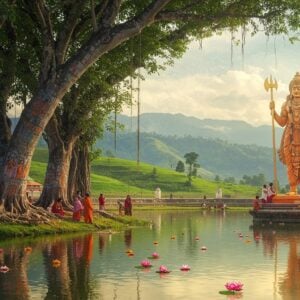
top-left (116, 113), bottom-right (283, 147)
top-left (98, 113), bottom-right (287, 184)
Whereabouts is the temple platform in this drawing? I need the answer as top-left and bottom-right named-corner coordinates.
top-left (250, 201), bottom-right (300, 224)
top-left (272, 194), bottom-right (300, 204)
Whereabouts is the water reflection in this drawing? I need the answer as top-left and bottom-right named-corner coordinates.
top-left (2, 212), bottom-right (300, 299)
top-left (0, 246), bottom-right (31, 299)
top-left (124, 229), bottom-right (132, 249)
top-left (251, 226), bottom-right (300, 300)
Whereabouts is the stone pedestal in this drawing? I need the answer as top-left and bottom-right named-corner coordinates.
top-left (272, 194), bottom-right (300, 204)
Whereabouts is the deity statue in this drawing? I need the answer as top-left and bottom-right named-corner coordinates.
top-left (270, 72), bottom-right (300, 194)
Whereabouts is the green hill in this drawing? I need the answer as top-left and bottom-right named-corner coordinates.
top-left (31, 148), bottom-right (258, 198)
top-left (98, 131), bottom-right (286, 183)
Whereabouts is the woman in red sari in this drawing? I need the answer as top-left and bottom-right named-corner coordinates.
top-left (51, 198), bottom-right (64, 217)
top-left (124, 195), bottom-right (132, 216)
top-left (83, 193), bottom-right (93, 223)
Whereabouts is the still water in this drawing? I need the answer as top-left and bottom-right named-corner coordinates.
top-left (0, 210), bottom-right (299, 300)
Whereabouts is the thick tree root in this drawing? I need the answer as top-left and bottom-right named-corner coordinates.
top-left (0, 205), bottom-right (58, 225)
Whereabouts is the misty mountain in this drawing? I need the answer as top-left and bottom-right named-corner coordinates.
top-left (98, 131), bottom-right (287, 184)
top-left (116, 113), bottom-right (283, 147)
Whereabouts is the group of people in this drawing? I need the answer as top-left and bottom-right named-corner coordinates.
top-left (51, 191), bottom-right (94, 223)
top-left (260, 183), bottom-right (275, 203)
top-left (253, 182), bottom-right (276, 211)
top-left (50, 192), bottom-right (133, 221)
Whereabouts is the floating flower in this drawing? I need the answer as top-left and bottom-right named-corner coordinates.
top-left (153, 241), bottom-right (158, 245)
top-left (0, 265), bottom-right (9, 273)
top-left (52, 259), bottom-right (61, 268)
top-left (171, 236), bottom-right (176, 240)
top-left (239, 233), bottom-right (243, 238)
top-left (126, 249), bottom-right (133, 254)
top-left (24, 247), bottom-right (32, 253)
top-left (151, 252), bottom-right (159, 259)
top-left (195, 237), bottom-right (200, 241)
top-left (201, 246), bottom-right (207, 251)
top-left (140, 260), bottom-right (152, 268)
top-left (156, 265), bottom-right (171, 273)
top-left (180, 264), bottom-right (191, 271)
top-left (225, 281), bottom-right (243, 292)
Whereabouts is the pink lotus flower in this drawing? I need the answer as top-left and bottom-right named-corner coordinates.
top-left (0, 265), bottom-right (9, 273)
top-left (159, 265), bottom-right (169, 273)
top-left (152, 252), bottom-right (159, 258)
top-left (140, 260), bottom-right (151, 268)
top-left (180, 264), bottom-right (191, 271)
top-left (225, 281), bottom-right (243, 292)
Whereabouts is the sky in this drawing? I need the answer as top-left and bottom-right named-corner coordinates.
top-left (123, 30), bottom-right (300, 126)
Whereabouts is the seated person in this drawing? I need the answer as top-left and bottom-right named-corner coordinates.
top-left (51, 197), bottom-right (64, 217)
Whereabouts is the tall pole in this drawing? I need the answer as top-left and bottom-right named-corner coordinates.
top-left (264, 75), bottom-right (278, 193)
top-left (137, 34), bottom-right (142, 167)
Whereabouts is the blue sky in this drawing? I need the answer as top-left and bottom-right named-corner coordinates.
top-left (123, 30), bottom-right (300, 126)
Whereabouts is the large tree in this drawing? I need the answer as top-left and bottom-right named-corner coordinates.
top-left (0, 0), bottom-right (299, 222)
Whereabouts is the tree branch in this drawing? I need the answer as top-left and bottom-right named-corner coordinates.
top-left (90, 0), bottom-right (98, 31)
top-left (30, 0), bottom-right (56, 83)
top-left (55, 1), bottom-right (86, 65)
top-left (97, 0), bottom-right (122, 29)
top-left (59, 0), bottom-right (172, 88)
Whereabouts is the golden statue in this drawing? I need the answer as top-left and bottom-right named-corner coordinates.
top-left (270, 72), bottom-right (300, 194)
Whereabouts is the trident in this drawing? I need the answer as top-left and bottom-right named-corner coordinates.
top-left (264, 75), bottom-right (278, 193)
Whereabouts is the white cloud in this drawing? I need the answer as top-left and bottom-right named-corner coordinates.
top-left (124, 67), bottom-right (288, 126)
top-left (122, 31), bottom-right (300, 126)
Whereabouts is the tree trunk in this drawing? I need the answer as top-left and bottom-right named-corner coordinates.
top-left (36, 117), bottom-right (76, 209)
top-left (68, 143), bottom-right (90, 201)
top-left (0, 20), bottom-right (16, 168)
top-left (0, 3), bottom-right (167, 216)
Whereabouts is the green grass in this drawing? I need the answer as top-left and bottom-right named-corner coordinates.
top-left (0, 215), bottom-right (148, 239)
top-left (30, 148), bottom-right (259, 198)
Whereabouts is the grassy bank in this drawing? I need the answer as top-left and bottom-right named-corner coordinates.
top-left (0, 215), bottom-right (148, 239)
top-left (31, 148), bottom-right (259, 199)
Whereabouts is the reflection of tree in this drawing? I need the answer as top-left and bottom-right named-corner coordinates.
top-left (43, 238), bottom-right (72, 300)
top-left (0, 246), bottom-right (31, 300)
top-left (124, 229), bottom-right (132, 249)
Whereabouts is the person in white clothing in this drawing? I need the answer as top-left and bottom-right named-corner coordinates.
top-left (261, 184), bottom-right (268, 203)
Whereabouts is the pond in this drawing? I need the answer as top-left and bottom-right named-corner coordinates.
top-left (0, 210), bottom-right (299, 300)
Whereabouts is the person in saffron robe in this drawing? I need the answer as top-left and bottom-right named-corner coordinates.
top-left (98, 193), bottom-right (105, 211)
top-left (124, 195), bottom-right (132, 216)
top-left (83, 193), bottom-right (93, 223)
top-left (51, 198), bottom-right (64, 217)
top-left (73, 195), bottom-right (84, 222)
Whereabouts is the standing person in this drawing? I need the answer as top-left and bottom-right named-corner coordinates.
top-left (51, 198), bottom-right (64, 217)
top-left (261, 184), bottom-right (268, 203)
top-left (73, 194), bottom-right (84, 222)
top-left (83, 193), bottom-right (93, 223)
top-left (267, 183), bottom-right (275, 203)
top-left (270, 72), bottom-right (300, 194)
top-left (117, 200), bottom-right (124, 215)
top-left (124, 195), bottom-right (132, 216)
top-left (98, 193), bottom-right (105, 211)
